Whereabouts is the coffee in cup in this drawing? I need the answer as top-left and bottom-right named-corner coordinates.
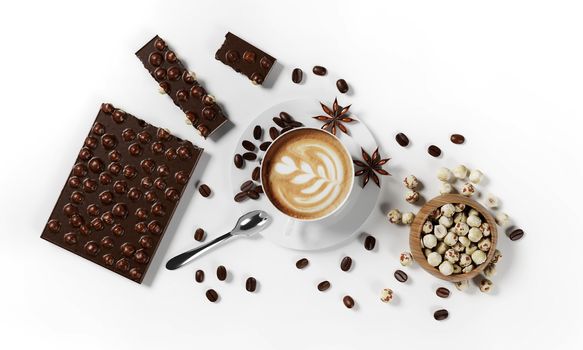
top-left (261, 128), bottom-right (354, 221)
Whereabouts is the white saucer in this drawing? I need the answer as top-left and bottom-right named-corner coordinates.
top-left (230, 99), bottom-right (382, 250)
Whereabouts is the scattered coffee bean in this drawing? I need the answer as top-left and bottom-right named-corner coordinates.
top-left (269, 127), bottom-right (279, 140)
top-left (317, 280), bottom-right (331, 291)
top-left (364, 235), bottom-right (376, 251)
top-left (292, 68), bottom-right (303, 83)
top-left (216, 265), bottom-right (227, 281)
top-left (195, 269), bottom-right (204, 283)
top-left (450, 134), bottom-right (465, 144)
top-left (394, 269), bottom-right (408, 283)
top-left (256, 185), bottom-right (263, 193)
top-left (205, 289), bottom-right (219, 302)
top-left (312, 65), bottom-right (327, 76)
top-left (198, 184), bottom-right (211, 197)
top-left (247, 189), bottom-right (260, 200)
top-left (242, 152), bottom-right (257, 161)
top-left (245, 277), bottom-right (257, 292)
top-left (240, 180), bottom-right (254, 192)
top-left (279, 112), bottom-right (293, 123)
top-left (340, 256), bottom-right (352, 272)
top-left (395, 132), bottom-right (410, 147)
top-left (273, 117), bottom-right (286, 128)
top-left (434, 309), bottom-right (449, 321)
top-left (436, 287), bottom-right (450, 298)
top-left (342, 295), bottom-right (355, 309)
top-left (252, 167), bottom-right (260, 181)
top-left (234, 154), bottom-right (243, 168)
top-left (242, 140), bottom-right (256, 151)
top-left (508, 228), bottom-right (524, 241)
top-left (288, 121), bottom-right (303, 128)
top-left (253, 125), bottom-right (262, 140)
top-left (234, 191), bottom-right (248, 202)
top-left (295, 258), bottom-right (309, 269)
top-left (259, 141), bottom-right (271, 151)
top-left (428, 145), bottom-right (442, 157)
top-left (280, 126), bottom-right (293, 134)
top-left (194, 228), bottom-right (205, 241)
top-left (336, 79), bottom-right (349, 93)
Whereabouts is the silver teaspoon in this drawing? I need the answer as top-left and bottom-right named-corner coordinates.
top-left (165, 210), bottom-right (271, 270)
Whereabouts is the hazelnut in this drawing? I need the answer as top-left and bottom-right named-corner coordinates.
top-left (423, 234), bottom-right (438, 249)
top-left (403, 175), bottom-right (419, 189)
top-left (444, 232), bottom-right (458, 246)
top-left (461, 183), bottom-right (476, 197)
top-left (495, 212), bottom-right (510, 227)
top-left (454, 203), bottom-right (466, 212)
top-left (452, 165), bottom-right (468, 180)
top-left (455, 279), bottom-right (469, 291)
top-left (445, 249), bottom-right (460, 263)
top-left (466, 245), bottom-right (478, 255)
top-left (480, 222), bottom-right (491, 237)
top-left (454, 222), bottom-right (469, 236)
top-left (436, 242), bottom-right (448, 255)
top-left (468, 227), bottom-right (483, 242)
top-left (402, 212), bottom-right (415, 225)
top-left (453, 264), bottom-right (462, 274)
top-left (479, 278), bottom-right (493, 293)
top-left (399, 252), bottom-right (414, 267)
top-left (459, 236), bottom-right (471, 247)
top-left (438, 215), bottom-right (453, 228)
top-left (452, 241), bottom-right (465, 252)
top-left (422, 220), bottom-right (434, 233)
top-left (459, 253), bottom-right (472, 267)
top-left (437, 167), bottom-right (453, 182)
top-left (387, 209), bottom-right (402, 224)
top-left (469, 169), bottom-right (484, 184)
top-left (434, 225), bottom-right (448, 239)
top-left (462, 264), bottom-right (474, 273)
top-left (380, 288), bottom-right (394, 303)
top-left (439, 182), bottom-right (453, 194)
top-left (471, 250), bottom-right (487, 265)
top-left (478, 238), bottom-right (492, 251)
top-left (439, 261), bottom-right (454, 276)
top-left (485, 193), bottom-right (499, 208)
top-left (440, 204), bottom-right (456, 218)
top-left (427, 252), bottom-right (442, 267)
top-left (454, 212), bottom-right (467, 224)
top-left (467, 215), bottom-right (482, 228)
top-left (491, 249), bottom-right (502, 264)
top-left (405, 190), bottom-right (420, 203)
top-left (484, 263), bottom-right (497, 278)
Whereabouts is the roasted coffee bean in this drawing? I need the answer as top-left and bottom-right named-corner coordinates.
top-left (198, 184), bottom-right (212, 197)
top-left (450, 134), bottom-right (465, 144)
top-left (234, 154), bottom-right (244, 168)
top-left (364, 235), bottom-right (376, 251)
top-left (247, 189), bottom-right (260, 199)
top-left (394, 269), bottom-right (408, 283)
top-left (342, 295), bottom-right (355, 309)
top-left (509, 228), bottom-right (524, 241)
top-left (253, 125), bottom-right (262, 140)
top-left (240, 180), bottom-right (254, 192)
top-left (436, 287), bottom-right (450, 298)
top-left (252, 167), bottom-right (260, 181)
top-left (234, 191), bottom-right (248, 202)
top-left (434, 309), bottom-right (449, 321)
top-left (205, 289), bottom-right (218, 302)
top-left (194, 228), bottom-right (205, 241)
top-left (245, 277), bottom-right (257, 292)
top-left (279, 112), bottom-right (293, 123)
top-left (340, 256), bottom-right (352, 272)
top-left (259, 141), bottom-right (271, 151)
top-left (295, 258), bottom-right (309, 269)
top-left (216, 265), bottom-right (227, 281)
top-left (312, 65), bottom-right (327, 76)
top-left (428, 145), bottom-right (442, 157)
top-left (395, 132), bottom-right (410, 147)
top-left (242, 140), bottom-right (256, 151)
top-left (288, 121), bottom-right (303, 128)
top-left (317, 280), bottom-right (331, 291)
top-left (242, 152), bottom-right (257, 161)
top-left (269, 127), bottom-right (279, 140)
top-left (280, 126), bottom-right (293, 134)
top-left (336, 79), bottom-right (349, 93)
top-left (272, 117), bottom-right (286, 128)
top-left (292, 68), bottom-right (303, 84)
top-left (195, 269), bottom-right (204, 283)
top-left (256, 185), bottom-right (263, 193)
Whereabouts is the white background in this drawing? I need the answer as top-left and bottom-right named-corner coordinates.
top-left (1, 0), bottom-right (582, 348)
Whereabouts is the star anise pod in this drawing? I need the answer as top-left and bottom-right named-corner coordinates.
top-left (313, 98), bottom-right (356, 135)
top-left (353, 148), bottom-right (390, 188)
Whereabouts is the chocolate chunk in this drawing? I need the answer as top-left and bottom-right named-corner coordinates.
top-left (428, 145), bottom-right (442, 157)
top-left (394, 269), bottom-right (408, 283)
top-left (198, 184), bottom-right (211, 197)
top-left (317, 280), bottom-right (330, 291)
top-left (194, 228), bottom-right (205, 241)
top-left (205, 289), bottom-right (218, 302)
top-left (395, 133), bottom-right (410, 147)
top-left (336, 79), bottom-right (349, 93)
top-left (136, 35), bottom-right (227, 138)
top-left (245, 277), bottom-right (257, 292)
top-left (40, 104), bottom-right (202, 283)
top-left (216, 265), bottom-right (227, 281)
top-left (215, 32), bottom-right (276, 85)
top-left (342, 295), bottom-right (355, 309)
top-left (434, 309), bottom-right (449, 320)
top-left (292, 68), bottom-right (303, 84)
top-left (450, 134), bottom-right (465, 144)
top-left (312, 66), bottom-right (327, 76)
top-left (295, 258), bottom-right (309, 269)
top-left (340, 256), bottom-right (352, 272)
top-left (436, 287), bottom-right (450, 298)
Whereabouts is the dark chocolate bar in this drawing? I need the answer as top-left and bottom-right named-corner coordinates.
top-left (215, 32), bottom-right (276, 85)
top-left (136, 35), bottom-right (227, 138)
top-left (41, 104), bottom-right (202, 283)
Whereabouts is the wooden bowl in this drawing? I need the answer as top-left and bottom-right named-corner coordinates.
top-left (409, 194), bottom-right (498, 282)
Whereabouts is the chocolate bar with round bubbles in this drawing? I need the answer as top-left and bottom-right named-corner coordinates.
top-left (215, 32), bottom-right (276, 85)
top-left (41, 104), bottom-right (202, 283)
top-left (135, 35), bottom-right (227, 138)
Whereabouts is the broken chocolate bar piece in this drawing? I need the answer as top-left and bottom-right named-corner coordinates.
top-left (41, 103), bottom-right (202, 283)
top-left (136, 35), bottom-right (227, 138)
top-left (215, 32), bottom-right (276, 85)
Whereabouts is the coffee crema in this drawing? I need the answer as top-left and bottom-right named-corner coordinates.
top-left (262, 129), bottom-right (353, 220)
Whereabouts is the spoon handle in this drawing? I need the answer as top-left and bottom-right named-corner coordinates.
top-left (165, 232), bottom-right (233, 270)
